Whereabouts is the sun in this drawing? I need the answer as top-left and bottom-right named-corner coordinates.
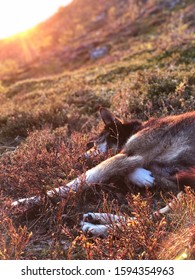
top-left (0, 0), bottom-right (72, 39)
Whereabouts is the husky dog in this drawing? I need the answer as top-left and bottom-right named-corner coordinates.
top-left (12, 108), bottom-right (195, 236)
top-left (83, 108), bottom-right (195, 190)
top-left (80, 108), bottom-right (195, 236)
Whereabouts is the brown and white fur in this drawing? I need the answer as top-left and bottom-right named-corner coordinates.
top-left (80, 108), bottom-right (195, 236)
top-left (12, 108), bottom-right (195, 236)
top-left (82, 108), bottom-right (195, 191)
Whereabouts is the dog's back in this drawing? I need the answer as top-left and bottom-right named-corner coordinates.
top-left (124, 111), bottom-right (195, 165)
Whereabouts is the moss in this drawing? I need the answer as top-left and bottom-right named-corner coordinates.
top-left (177, 46), bottom-right (195, 65)
top-left (147, 75), bottom-right (178, 96)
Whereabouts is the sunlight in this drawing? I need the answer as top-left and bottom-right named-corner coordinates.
top-left (0, 0), bottom-right (72, 39)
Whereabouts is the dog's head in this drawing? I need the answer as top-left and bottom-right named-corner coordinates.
top-left (85, 107), bottom-right (142, 158)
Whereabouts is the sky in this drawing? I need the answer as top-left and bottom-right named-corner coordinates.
top-left (0, 0), bottom-right (73, 39)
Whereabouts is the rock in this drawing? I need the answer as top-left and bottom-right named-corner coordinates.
top-left (167, 0), bottom-right (181, 9)
top-left (90, 46), bottom-right (108, 60)
top-left (94, 12), bottom-right (107, 23)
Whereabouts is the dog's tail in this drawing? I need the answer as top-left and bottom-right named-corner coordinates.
top-left (173, 167), bottom-right (195, 190)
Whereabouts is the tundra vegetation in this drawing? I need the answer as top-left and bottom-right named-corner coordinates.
top-left (0, 0), bottom-right (194, 259)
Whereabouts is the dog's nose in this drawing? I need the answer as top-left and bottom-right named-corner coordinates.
top-left (86, 141), bottom-right (94, 150)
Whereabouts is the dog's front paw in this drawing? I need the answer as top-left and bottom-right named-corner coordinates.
top-left (128, 167), bottom-right (154, 187)
top-left (83, 212), bottom-right (123, 224)
top-left (80, 221), bottom-right (108, 238)
top-left (83, 212), bottom-right (101, 223)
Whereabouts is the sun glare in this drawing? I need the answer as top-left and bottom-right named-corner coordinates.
top-left (0, 0), bottom-right (72, 39)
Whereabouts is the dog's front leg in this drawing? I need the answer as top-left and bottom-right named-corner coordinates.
top-left (81, 212), bottom-right (135, 238)
top-left (81, 212), bottom-right (126, 238)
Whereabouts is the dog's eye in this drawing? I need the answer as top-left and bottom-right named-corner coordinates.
top-left (86, 141), bottom-right (94, 150)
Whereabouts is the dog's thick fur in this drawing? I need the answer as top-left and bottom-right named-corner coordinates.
top-left (80, 108), bottom-right (195, 237)
top-left (84, 108), bottom-right (195, 190)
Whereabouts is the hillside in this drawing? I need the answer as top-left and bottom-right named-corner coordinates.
top-left (0, 0), bottom-right (194, 260)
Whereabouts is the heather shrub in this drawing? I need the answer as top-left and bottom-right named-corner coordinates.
top-left (0, 128), bottom-right (90, 199)
top-left (0, 210), bottom-right (32, 260)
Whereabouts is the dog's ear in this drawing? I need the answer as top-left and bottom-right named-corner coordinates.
top-left (100, 107), bottom-right (122, 126)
